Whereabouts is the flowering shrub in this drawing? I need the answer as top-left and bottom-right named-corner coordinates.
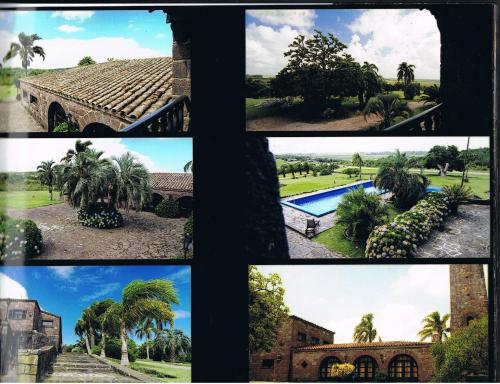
top-left (155, 197), bottom-right (180, 218)
top-left (77, 203), bottom-right (123, 229)
top-left (329, 363), bottom-right (355, 378)
top-left (0, 215), bottom-right (43, 260)
top-left (365, 193), bottom-right (451, 258)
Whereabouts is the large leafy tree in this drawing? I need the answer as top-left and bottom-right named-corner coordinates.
top-left (363, 94), bottom-right (411, 129)
top-left (78, 56), bottom-right (96, 66)
top-left (249, 266), bottom-right (289, 353)
top-left (358, 62), bottom-right (383, 107)
top-left (36, 160), bottom-right (56, 200)
top-left (153, 328), bottom-right (191, 362)
top-left (3, 32), bottom-right (46, 76)
top-left (103, 279), bottom-right (178, 366)
top-left (425, 145), bottom-right (464, 176)
top-left (431, 317), bottom-right (488, 382)
top-left (418, 311), bottom-right (450, 342)
top-left (353, 313), bottom-right (377, 343)
top-left (375, 150), bottom-right (429, 209)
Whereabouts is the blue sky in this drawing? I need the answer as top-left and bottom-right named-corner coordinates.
top-left (0, 10), bottom-right (171, 69)
top-left (256, 265), bottom-right (462, 343)
top-left (0, 266), bottom-right (191, 345)
top-left (0, 138), bottom-right (193, 173)
top-left (246, 9), bottom-right (440, 79)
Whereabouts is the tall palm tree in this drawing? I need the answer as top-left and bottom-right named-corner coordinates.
top-left (36, 160), bottom-right (56, 200)
top-left (375, 150), bottom-right (429, 209)
top-left (363, 94), bottom-right (411, 129)
top-left (135, 318), bottom-right (155, 360)
top-left (104, 279), bottom-right (179, 366)
top-left (183, 160), bottom-right (193, 173)
top-left (110, 153), bottom-right (151, 212)
top-left (353, 313), bottom-right (377, 343)
top-left (74, 306), bottom-right (97, 355)
top-left (61, 140), bottom-right (93, 163)
top-left (397, 62), bottom-right (416, 88)
top-left (89, 299), bottom-right (117, 358)
top-left (358, 62), bottom-right (382, 106)
top-left (3, 32), bottom-right (46, 76)
top-left (75, 319), bottom-right (92, 354)
top-left (352, 153), bottom-right (363, 181)
top-left (418, 311), bottom-right (450, 342)
top-left (153, 329), bottom-right (191, 362)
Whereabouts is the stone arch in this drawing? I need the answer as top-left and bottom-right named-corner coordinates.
top-left (83, 122), bottom-right (115, 135)
top-left (47, 101), bottom-right (67, 132)
top-left (388, 354), bottom-right (418, 382)
top-left (353, 355), bottom-right (379, 381)
top-left (318, 356), bottom-right (342, 381)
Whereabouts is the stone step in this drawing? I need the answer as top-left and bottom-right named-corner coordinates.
top-left (44, 371), bottom-right (138, 383)
top-left (51, 364), bottom-right (113, 372)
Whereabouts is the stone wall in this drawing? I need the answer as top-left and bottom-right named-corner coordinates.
top-left (290, 344), bottom-right (434, 382)
top-left (450, 265), bottom-right (489, 332)
top-left (19, 82), bottom-right (130, 132)
top-left (0, 300), bottom-right (40, 333)
top-left (41, 312), bottom-right (62, 352)
top-left (17, 346), bottom-right (56, 382)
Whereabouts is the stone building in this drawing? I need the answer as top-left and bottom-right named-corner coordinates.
top-left (249, 265), bottom-right (488, 382)
top-left (150, 172), bottom-right (193, 215)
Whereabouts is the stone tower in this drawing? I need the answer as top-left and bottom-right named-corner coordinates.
top-left (449, 265), bottom-right (488, 332)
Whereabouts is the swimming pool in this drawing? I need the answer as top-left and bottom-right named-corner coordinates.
top-left (281, 180), bottom-right (442, 217)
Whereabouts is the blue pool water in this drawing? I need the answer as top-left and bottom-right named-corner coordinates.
top-left (281, 180), bottom-right (442, 217)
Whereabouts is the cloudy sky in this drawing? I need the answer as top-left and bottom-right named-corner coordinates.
top-left (0, 138), bottom-right (192, 173)
top-left (256, 265), bottom-right (454, 343)
top-left (0, 266), bottom-right (191, 344)
top-left (0, 10), bottom-right (171, 69)
top-left (246, 9), bottom-right (440, 79)
top-left (268, 136), bottom-right (489, 155)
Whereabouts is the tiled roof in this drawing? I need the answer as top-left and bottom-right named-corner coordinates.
top-left (296, 341), bottom-right (432, 351)
top-left (151, 173), bottom-right (193, 192)
top-left (290, 315), bottom-right (335, 335)
top-left (20, 57), bottom-right (173, 122)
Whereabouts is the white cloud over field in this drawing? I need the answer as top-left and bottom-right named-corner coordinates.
top-left (0, 273), bottom-right (28, 299)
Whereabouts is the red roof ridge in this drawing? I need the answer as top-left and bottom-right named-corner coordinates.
top-left (296, 341), bottom-right (432, 351)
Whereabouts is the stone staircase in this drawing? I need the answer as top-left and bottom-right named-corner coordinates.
top-left (43, 353), bottom-right (140, 383)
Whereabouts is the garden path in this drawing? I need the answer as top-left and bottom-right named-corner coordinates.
top-left (417, 204), bottom-right (490, 258)
top-left (0, 99), bottom-right (44, 132)
top-left (246, 101), bottom-right (425, 131)
top-left (6, 203), bottom-right (191, 260)
top-left (287, 229), bottom-right (344, 259)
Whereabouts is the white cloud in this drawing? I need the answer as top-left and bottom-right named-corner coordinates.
top-left (155, 33), bottom-right (165, 38)
top-left (0, 138), bottom-right (164, 173)
top-left (58, 24), bottom-right (84, 33)
top-left (174, 310), bottom-right (191, 319)
top-left (47, 266), bottom-right (76, 279)
top-left (0, 273), bottom-right (28, 299)
top-left (166, 267), bottom-right (190, 285)
top-left (247, 10), bottom-right (317, 30)
top-left (1, 32), bottom-right (165, 69)
top-left (51, 11), bottom-right (95, 22)
top-left (347, 9), bottom-right (440, 79)
top-left (390, 265), bottom-right (450, 300)
top-left (80, 282), bottom-right (121, 302)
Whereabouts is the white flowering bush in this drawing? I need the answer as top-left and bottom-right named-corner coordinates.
top-left (77, 203), bottom-right (123, 229)
top-left (0, 214), bottom-right (43, 260)
top-left (365, 192), bottom-right (451, 258)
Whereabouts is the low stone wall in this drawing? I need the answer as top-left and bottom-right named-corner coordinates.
top-left (17, 346), bottom-right (57, 382)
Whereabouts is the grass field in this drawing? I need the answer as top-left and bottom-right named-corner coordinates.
top-left (109, 358), bottom-right (191, 382)
top-left (0, 190), bottom-right (63, 210)
top-left (278, 167), bottom-right (490, 199)
top-left (0, 85), bottom-right (16, 101)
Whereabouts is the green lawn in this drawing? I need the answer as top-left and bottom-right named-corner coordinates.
top-left (314, 204), bottom-right (402, 258)
top-left (0, 85), bottom-right (16, 101)
top-left (108, 358), bottom-right (191, 382)
top-left (0, 190), bottom-right (63, 210)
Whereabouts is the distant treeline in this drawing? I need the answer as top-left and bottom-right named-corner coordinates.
top-left (0, 67), bottom-right (54, 86)
top-left (0, 172), bottom-right (46, 191)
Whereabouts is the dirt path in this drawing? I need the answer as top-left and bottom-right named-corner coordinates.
top-left (246, 101), bottom-right (426, 131)
top-left (0, 99), bottom-right (45, 132)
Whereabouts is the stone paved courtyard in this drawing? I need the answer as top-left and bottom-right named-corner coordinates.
top-left (0, 99), bottom-right (44, 132)
top-left (418, 204), bottom-right (490, 258)
top-left (287, 228), bottom-right (343, 258)
top-left (6, 203), bottom-right (191, 260)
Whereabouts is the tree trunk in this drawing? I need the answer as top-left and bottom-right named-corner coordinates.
top-left (100, 332), bottom-right (106, 358)
top-left (84, 334), bottom-right (91, 355)
top-left (120, 327), bottom-right (129, 366)
top-left (49, 186), bottom-right (53, 201)
top-left (146, 335), bottom-right (150, 360)
top-left (90, 330), bottom-right (95, 349)
top-left (437, 163), bottom-right (450, 177)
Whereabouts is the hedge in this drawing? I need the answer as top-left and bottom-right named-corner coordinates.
top-left (77, 203), bottom-right (123, 229)
top-left (0, 214), bottom-right (43, 260)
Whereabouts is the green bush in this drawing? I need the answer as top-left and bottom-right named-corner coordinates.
top-left (53, 122), bottom-right (79, 133)
top-left (77, 203), bottom-right (123, 229)
top-left (91, 345), bottom-right (101, 355)
top-left (341, 167), bottom-right (359, 178)
top-left (365, 192), bottom-right (450, 258)
top-left (442, 184), bottom-right (473, 213)
top-left (318, 168), bottom-right (332, 176)
top-left (155, 197), bottom-right (179, 218)
top-left (184, 214), bottom-right (193, 237)
top-left (102, 337), bottom-right (138, 362)
top-left (0, 216), bottom-right (43, 260)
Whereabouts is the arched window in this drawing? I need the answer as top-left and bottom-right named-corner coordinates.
top-left (466, 316), bottom-right (475, 325)
top-left (388, 354), bottom-right (418, 381)
top-left (47, 102), bottom-right (67, 132)
top-left (319, 356), bottom-right (341, 380)
top-left (354, 355), bottom-right (378, 381)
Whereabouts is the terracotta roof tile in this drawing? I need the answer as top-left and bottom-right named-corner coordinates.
top-left (20, 57), bottom-right (173, 122)
top-left (296, 341), bottom-right (431, 351)
top-left (151, 173), bottom-right (193, 192)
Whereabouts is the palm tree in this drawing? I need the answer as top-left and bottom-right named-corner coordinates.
top-left (104, 279), bottom-right (179, 366)
top-left (397, 62), bottom-right (416, 88)
top-left (3, 32), bottom-right (46, 76)
top-left (74, 306), bottom-right (97, 354)
top-left (358, 62), bottom-right (382, 107)
top-left (91, 299), bottom-right (117, 358)
top-left (153, 328), bottom-right (191, 362)
top-left (418, 311), bottom-right (450, 342)
top-left (352, 153), bottom-right (363, 181)
top-left (363, 94), bottom-right (411, 129)
top-left (61, 140), bottom-right (93, 163)
top-left (353, 313), bottom-right (377, 343)
top-left (183, 160), bottom-right (193, 173)
top-left (375, 150), bottom-right (429, 209)
top-left (110, 153), bottom-right (151, 212)
top-left (136, 318), bottom-right (155, 360)
top-left (421, 84), bottom-right (441, 105)
top-left (75, 319), bottom-right (92, 354)
top-left (36, 160), bottom-right (56, 200)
